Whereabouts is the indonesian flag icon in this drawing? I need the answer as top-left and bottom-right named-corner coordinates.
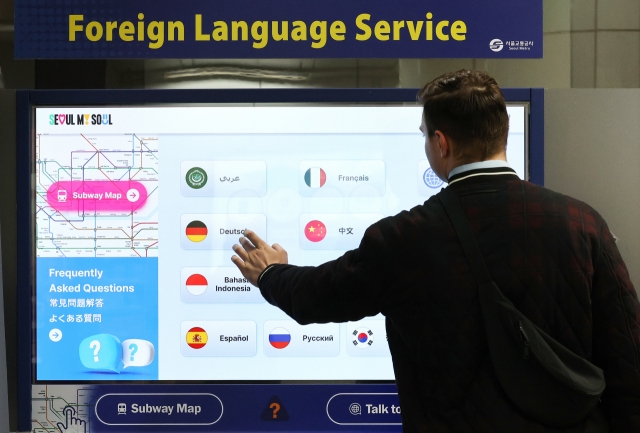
top-left (304, 167), bottom-right (326, 188)
top-left (186, 274), bottom-right (208, 296)
top-left (304, 220), bottom-right (326, 242)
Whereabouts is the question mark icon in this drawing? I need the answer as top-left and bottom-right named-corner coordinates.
top-left (129, 343), bottom-right (138, 361)
top-left (270, 403), bottom-right (280, 419)
top-left (89, 340), bottom-right (101, 362)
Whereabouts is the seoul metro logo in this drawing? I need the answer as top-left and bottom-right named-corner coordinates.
top-left (489, 39), bottom-right (504, 52)
top-left (49, 113), bottom-right (113, 125)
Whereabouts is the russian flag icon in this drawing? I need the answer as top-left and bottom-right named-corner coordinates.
top-left (269, 328), bottom-right (291, 349)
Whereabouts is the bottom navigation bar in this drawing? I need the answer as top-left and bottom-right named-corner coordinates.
top-left (35, 383), bottom-right (403, 431)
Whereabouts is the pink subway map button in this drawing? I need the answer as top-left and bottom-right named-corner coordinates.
top-left (46, 180), bottom-right (148, 213)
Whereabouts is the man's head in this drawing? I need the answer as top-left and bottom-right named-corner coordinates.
top-left (417, 70), bottom-right (509, 180)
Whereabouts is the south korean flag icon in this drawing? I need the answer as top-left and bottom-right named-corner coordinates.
top-left (352, 328), bottom-right (374, 348)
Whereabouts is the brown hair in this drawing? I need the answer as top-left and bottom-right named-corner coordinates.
top-left (417, 70), bottom-right (509, 162)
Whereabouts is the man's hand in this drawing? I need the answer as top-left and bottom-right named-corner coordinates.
top-left (231, 230), bottom-right (288, 286)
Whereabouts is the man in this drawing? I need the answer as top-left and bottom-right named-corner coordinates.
top-left (231, 70), bottom-right (640, 432)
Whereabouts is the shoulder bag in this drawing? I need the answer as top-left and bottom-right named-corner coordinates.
top-left (438, 187), bottom-right (605, 427)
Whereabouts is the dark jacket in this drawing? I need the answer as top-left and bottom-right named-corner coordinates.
top-left (259, 169), bottom-right (640, 432)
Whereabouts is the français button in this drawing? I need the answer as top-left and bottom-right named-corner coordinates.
top-left (94, 393), bottom-right (222, 425)
top-left (299, 160), bottom-right (385, 197)
top-left (326, 393), bottom-right (401, 425)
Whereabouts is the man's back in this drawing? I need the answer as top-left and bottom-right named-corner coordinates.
top-left (236, 70), bottom-right (640, 432)
top-left (259, 169), bottom-right (640, 432)
top-left (382, 170), bottom-right (640, 431)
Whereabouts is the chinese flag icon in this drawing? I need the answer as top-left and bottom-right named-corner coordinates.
top-left (304, 220), bottom-right (326, 242)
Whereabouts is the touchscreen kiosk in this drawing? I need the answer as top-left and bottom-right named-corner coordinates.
top-left (18, 89), bottom-right (542, 432)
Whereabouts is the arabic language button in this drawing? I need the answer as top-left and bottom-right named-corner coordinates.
top-left (181, 160), bottom-right (266, 197)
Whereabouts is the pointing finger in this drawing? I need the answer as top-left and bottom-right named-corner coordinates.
top-left (239, 236), bottom-right (256, 252)
top-left (243, 230), bottom-right (268, 249)
top-left (231, 255), bottom-right (245, 269)
top-left (232, 244), bottom-right (249, 261)
top-left (64, 407), bottom-right (75, 423)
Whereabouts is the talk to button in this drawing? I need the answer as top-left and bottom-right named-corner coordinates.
top-left (326, 393), bottom-right (401, 425)
top-left (95, 393), bottom-right (223, 425)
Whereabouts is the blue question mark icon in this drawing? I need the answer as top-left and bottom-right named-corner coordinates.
top-left (79, 334), bottom-right (122, 372)
top-left (129, 343), bottom-right (138, 361)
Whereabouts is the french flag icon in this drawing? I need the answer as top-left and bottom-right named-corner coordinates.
top-left (304, 167), bottom-right (326, 188)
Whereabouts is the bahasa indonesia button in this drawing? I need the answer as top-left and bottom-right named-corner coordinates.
top-left (94, 393), bottom-right (223, 425)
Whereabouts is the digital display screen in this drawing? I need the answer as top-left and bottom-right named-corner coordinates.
top-left (34, 104), bottom-right (527, 381)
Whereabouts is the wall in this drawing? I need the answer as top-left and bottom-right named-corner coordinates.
top-left (571, 0), bottom-right (640, 88)
top-left (545, 89), bottom-right (640, 288)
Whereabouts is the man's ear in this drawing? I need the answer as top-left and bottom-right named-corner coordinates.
top-left (434, 130), bottom-right (451, 158)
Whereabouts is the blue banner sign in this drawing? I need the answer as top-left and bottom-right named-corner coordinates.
top-left (14, 0), bottom-right (542, 59)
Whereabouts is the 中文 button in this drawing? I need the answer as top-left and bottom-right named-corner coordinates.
top-left (299, 213), bottom-right (383, 250)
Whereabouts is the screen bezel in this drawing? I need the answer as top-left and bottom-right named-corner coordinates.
top-left (15, 88), bottom-right (544, 430)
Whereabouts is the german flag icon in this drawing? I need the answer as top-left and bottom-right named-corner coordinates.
top-left (186, 220), bottom-right (208, 242)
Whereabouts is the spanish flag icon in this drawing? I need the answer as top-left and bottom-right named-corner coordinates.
top-left (186, 327), bottom-right (208, 349)
top-left (186, 220), bottom-right (207, 242)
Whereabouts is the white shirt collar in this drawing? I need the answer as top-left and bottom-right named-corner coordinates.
top-left (448, 160), bottom-right (512, 180)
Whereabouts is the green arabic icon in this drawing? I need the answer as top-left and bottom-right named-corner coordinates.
top-left (186, 167), bottom-right (208, 189)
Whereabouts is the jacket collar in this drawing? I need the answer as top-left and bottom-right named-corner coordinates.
top-left (447, 165), bottom-right (518, 187)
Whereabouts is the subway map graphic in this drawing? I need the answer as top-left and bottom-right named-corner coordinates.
top-left (32, 385), bottom-right (96, 433)
top-left (36, 134), bottom-right (158, 258)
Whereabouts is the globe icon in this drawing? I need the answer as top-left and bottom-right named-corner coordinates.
top-left (423, 168), bottom-right (444, 188)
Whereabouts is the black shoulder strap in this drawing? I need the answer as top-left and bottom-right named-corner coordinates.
top-left (438, 188), bottom-right (492, 286)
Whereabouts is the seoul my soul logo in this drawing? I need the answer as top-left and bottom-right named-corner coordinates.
top-left (49, 113), bottom-right (113, 125)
